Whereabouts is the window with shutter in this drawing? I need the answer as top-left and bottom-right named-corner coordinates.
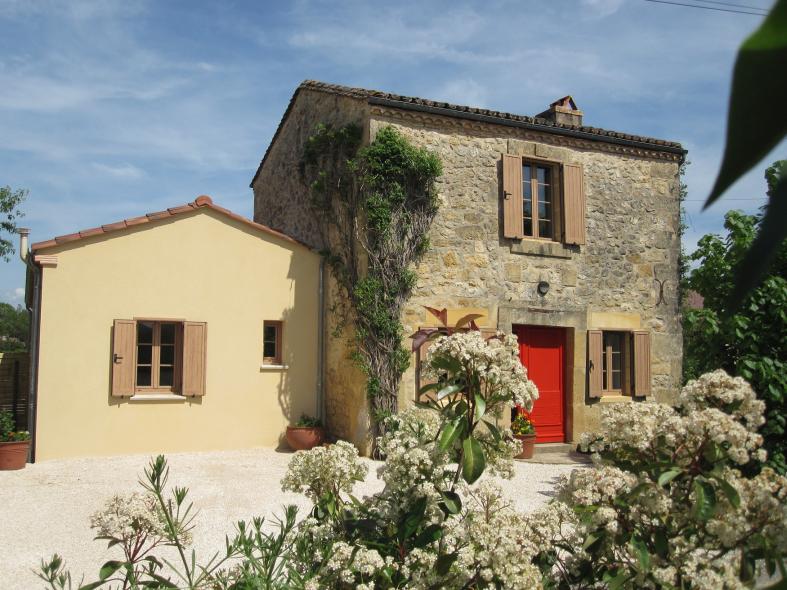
top-left (111, 318), bottom-right (206, 397)
top-left (633, 330), bottom-right (651, 396)
top-left (111, 319), bottom-right (136, 397)
top-left (587, 330), bottom-right (603, 397)
top-left (182, 322), bottom-right (207, 397)
top-left (501, 155), bottom-right (585, 245)
top-left (587, 329), bottom-right (651, 398)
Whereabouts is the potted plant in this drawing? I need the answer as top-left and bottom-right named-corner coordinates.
top-left (285, 414), bottom-right (325, 451)
top-left (512, 410), bottom-right (536, 460)
top-left (0, 411), bottom-right (30, 470)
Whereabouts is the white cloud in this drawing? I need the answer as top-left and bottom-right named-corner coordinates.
top-left (580, 0), bottom-right (626, 18)
top-left (91, 162), bottom-right (146, 179)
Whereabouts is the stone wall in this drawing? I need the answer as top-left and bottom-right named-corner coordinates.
top-left (252, 89), bottom-right (372, 449)
top-left (253, 88), bottom-right (684, 447)
top-left (368, 107), bottom-right (683, 438)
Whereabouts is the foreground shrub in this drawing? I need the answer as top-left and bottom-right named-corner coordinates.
top-left (40, 340), bottom-right (786, 589)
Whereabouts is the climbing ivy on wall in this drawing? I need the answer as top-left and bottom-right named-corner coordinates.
top-left (301, 124), bottom-right (442, 443)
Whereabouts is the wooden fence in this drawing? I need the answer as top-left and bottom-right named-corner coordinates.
top-left (0, 351), bottom-right (30, 430)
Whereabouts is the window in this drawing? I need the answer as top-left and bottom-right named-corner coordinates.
top-left (502, 154), bottom-right (586, 246)
top-left (601, 331), bottom-right (626, 394)
top-left (263, 321), bottom-right (283, 365)
top-left (588, 329), bottom-right (651, 398)
top-left (136, 321), bottom-right (180, 391)
top-left (111, 319), bottom-right (207, 398)
top-left (522, 162), bottom-right (554, 239)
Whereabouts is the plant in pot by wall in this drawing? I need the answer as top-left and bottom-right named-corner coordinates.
top-left (511, 409), bottom-right (536, 460)
top-left (285, 414), bottom-right (325, 451)
top-left (0, 411), bottom-right (30, 470)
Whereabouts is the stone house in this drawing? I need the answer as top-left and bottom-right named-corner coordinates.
top-left (251, 80), bottom-right (686, 451)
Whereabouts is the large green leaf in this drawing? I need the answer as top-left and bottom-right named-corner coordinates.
top-left (461, 437), bottom-right (486, 484)
top-left (436, 383), bottom-right (462, 400)
top-left (706, 0), bottom-right (787, 208)
top-left (692, 479), bottom-right (717, 521)
top-left (729, 177), bottom-right (787, 306)
top-left (98, 561), bottom-right (123, 581)
top-left (438, 417), bottom-right (463, 451)
top-left (473, 393), bottom-right (486, 421)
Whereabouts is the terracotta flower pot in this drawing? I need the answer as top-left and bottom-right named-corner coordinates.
top-left (286, 426), bottom-right (325, 451)
top-left (0, 440), bottom-right (30, 470)
top-left (514, 434), bottom-right (536, 460)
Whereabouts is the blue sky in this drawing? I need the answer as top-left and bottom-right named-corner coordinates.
top-left (0, 0), bottom-right (783, 304)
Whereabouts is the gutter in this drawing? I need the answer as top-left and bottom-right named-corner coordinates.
top-left (17, 229), bottom-right (41, 464)
top-left (316, 257), bottom-right (325, 422)
top-left (368, 97), bottom-right (688, 159)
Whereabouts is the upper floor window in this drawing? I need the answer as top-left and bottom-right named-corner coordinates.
top-left (502, 154), bottom-right (586, 246)
top-left (523, 163), bottom-right (554, 239)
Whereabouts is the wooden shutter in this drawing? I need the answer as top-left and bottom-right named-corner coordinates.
top-left (562, 163), bottom-right (586, 245)
top-left (588, 330), bottom-right (603, 398)
top-left (633, 330), bottom-right (651, 396)
top-left (111, 319), bottom-right (136, 397)
top-left (182, 322), bottom-right (207, 396)
top-left (502, 154), bottom-right (524, 238)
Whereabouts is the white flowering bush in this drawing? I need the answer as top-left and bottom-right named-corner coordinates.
top-left (539, 370), bottom-right (787, 588)
top-left (40, 365), bottom-right (787, 589)
top-left (281, 440), bottom-right (368, 502)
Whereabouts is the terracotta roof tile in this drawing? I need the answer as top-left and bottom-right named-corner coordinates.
top-left (30, 197), bottom-right (313, 254)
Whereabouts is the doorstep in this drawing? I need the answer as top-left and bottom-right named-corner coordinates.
top-left (517, 443), bottom-right (592, 465)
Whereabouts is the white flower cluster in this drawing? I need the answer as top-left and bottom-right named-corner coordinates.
top-left (557, 370), bottom-right (787, 587)
top-left (678, 369), bottom-right (765, 430)
top-left (376, 407), bottom-right (452, 519)
top-left (90, 492), bottom-right (167, 541)
top-left (424, 330), bottom-right (539, 410)
top-left (281, 440), bottom-right (368, 501)
top-left (580, 371), bottom-right (766, 467)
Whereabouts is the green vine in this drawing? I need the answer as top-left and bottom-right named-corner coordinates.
top-left (301, 124), bottom-right (442, 444)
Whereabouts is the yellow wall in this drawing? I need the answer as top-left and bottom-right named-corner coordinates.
top-left (34, 208), bottom-right (320, 460)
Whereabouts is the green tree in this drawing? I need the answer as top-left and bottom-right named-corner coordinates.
top-left (0, 302), bottom-right (28, 352)
top-left (684, 161), bottom-right (787, 473)
top-left (0, 185), bottom-right (27, 261)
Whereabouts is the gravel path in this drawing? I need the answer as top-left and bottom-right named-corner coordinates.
top-left (0, 448), bottom-right (581, 589)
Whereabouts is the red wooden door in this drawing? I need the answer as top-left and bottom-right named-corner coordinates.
top-left (515, 326), bottom-right (565, 443)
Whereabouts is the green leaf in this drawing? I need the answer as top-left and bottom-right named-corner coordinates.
top-left (473, 393), bottom-right (486, 421)
top-left (728, 177), bottom-right (787, 307)
top-left (692, 479), bottom-right (717, 521)
top-left (439, 490), bottom-right (462, 515)
top-left (630, 536), bottom-right (651, 572)
top-left (653, 529), bottom-right (668, 559)
top-left (606, 571), bottom-right (631, 590)
top-left (437, 383), bottom-right (462, 400)
top-left (711, 474), bottom-right (741, 508)
top-left (483, 420), bottom-right (502, 442)
top-left (705, 0), bottom-right (787, 209)
top-left (438, 417), bottom-right (463, 451)
top-left (436, 553), bottom-right (458, 576)
top-left (399, 496), bottom-right (428, 541)
top-left (583, 532), bottom-right (601, 551)
top-left (412, 524), bottom-right (443, 548)
top-left (417, 382), bottom-right (440, 395)
top-left (77, 583), bottom-right (107, 590)
top-left (98, 561), bottom-right (123, 581)
top-left (657, 469), bottom-right (682, 487)
top-left (461, 437), bottom-right (486, 484)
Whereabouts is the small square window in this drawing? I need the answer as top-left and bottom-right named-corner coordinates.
top-left (263, 321), bottom-right (283, 365)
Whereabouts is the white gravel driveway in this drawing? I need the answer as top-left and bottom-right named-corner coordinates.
top-left (0, 448), bottom-right (580, 589)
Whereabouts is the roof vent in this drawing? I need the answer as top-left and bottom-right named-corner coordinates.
top-left (536, 96), bottom-right (583, 127)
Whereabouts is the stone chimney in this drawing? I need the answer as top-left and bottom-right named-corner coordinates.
top-left (536, 96), bottom-right (583, 127)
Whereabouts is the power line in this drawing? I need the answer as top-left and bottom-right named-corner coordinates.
top-left (684, 198), bottom-right (767, 201)
top-left (643, 0), bottom-right (768, 16)
top-left (692, 0), bottom-right (771, 11)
